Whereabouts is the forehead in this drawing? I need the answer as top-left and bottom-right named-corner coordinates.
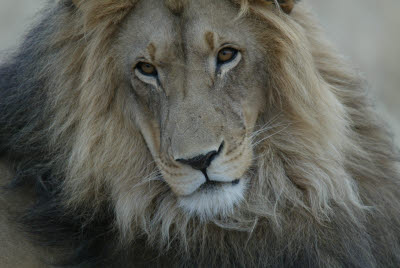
top-left (128, 0), bottom-right (240, 29)
top-left (119, 0), bottom-right (249, 57)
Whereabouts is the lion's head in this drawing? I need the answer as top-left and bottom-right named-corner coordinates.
top-left (50, 0), bottom-right (362, 235)
top-left (4, 0), bottom-right (399, 266)
top-left (41, 0), bottom-right (366, 244)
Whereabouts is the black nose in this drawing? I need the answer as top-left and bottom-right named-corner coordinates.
top-left (176, 142), bottom-right (224, 171)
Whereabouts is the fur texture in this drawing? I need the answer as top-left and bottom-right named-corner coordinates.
top-left (0, 0), bottom-right (399, 267)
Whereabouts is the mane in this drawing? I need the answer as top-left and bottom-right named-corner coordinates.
top-left (0, 0), bottom-right (399, 266)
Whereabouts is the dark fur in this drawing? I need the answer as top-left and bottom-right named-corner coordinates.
top-left (0, 5), bottom-right (116, 267)
top-left (0, 6), bottom-right (163, 266)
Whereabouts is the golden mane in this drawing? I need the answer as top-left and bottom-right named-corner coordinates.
top-left (57, 0), bottom-right (392, 240)
top-left (51, 0), bottom-right (399, 255)
top-left (0, 0), bottom-right (399, 266)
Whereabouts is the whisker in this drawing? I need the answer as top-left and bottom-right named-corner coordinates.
top-left (251, 123), bottom-right (292, 148)
top-left (252, 113), bottom-right (282, 132)
top-left (250, 113), bottom-right (283, 140)
top-left (250, 122), bottom-right (289, 142)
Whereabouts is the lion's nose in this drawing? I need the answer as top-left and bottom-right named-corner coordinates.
top-left (176, 142), bottom-right (224, 170)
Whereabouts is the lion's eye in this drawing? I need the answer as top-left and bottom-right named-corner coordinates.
top-left (217, 47), bottom-right (238, 65)
top-left (136, 62), bottom-right (157, 76)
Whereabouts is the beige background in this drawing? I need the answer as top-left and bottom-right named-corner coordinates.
top-left (309, 0), bottom-right (400, 141)
top-left (0, 0), bottom-right (399, 140)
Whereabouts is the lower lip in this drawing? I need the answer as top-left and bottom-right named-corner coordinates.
top-left (201, 179), bottom-right (240, 190)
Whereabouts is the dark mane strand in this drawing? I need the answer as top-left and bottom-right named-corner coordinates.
top-left (0, 5), bottom-right (122, 267)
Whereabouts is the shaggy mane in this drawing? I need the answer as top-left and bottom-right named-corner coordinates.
top-left (0, 0), bottom-right (399, 266)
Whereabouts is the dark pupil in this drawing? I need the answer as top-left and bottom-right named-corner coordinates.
top-left (139, 63), bottom-right (156, 75)
top-left (143, 64), bottom-right (153, 72)
top-left (219, 49), bottom-right (234, 62)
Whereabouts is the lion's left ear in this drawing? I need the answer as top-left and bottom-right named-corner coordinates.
top-left (265, 0), bottom-right (299, 14)
top-left (58, 0), bottom-right (79, 8)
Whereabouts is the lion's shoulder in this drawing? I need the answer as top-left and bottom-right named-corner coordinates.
top-left (0, 159), bottom-right (50, 267)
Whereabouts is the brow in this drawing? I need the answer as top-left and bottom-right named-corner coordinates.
top-left (147, 43), bottom-right (157, 61)
top-left (204, 31), bottom-right (215, 51)
top-left (165, 0), bottom-right (187, 15)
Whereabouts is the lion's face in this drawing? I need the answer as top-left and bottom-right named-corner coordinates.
top-left (117, 0), bottom-right (267, 218)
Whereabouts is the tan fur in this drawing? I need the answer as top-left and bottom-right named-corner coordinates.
top-left (1, 0), bottom-right (399, 266)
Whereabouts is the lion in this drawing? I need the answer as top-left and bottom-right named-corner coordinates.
top-left (0, 0), bottom-right (399, 267)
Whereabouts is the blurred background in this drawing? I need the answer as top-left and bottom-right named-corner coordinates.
top-left (0, 0), bottom-right (399, 140)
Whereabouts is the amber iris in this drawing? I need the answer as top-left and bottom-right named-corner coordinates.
top-left (137, 62), bottom-right (157, 76)
top-left (217, 47), bottom-right (237, 64)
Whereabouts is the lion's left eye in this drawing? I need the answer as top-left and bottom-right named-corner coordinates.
top-left (217, 47), bottom-right (238, 65)
top-left (136, 62), bottom-right (158, 76)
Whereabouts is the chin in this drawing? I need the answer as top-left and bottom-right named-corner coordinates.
top-left (177, 178), bottom-right (248, 221)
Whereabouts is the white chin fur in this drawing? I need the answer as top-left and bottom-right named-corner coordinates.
top-left (178, 179), bottom-right (246, 221)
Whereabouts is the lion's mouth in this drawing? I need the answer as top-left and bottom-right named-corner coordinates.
top-left (198, 169), bottom-right (241, 191)
top-left (198, 179), bottom-right (240, 191)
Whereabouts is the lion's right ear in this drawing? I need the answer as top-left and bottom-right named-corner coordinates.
top-left (59, 0), bottom-right (78, 8)
top-left (264, 0), bottom-right (299, 14)
top-left (71, 0), bottom-right (80, 7)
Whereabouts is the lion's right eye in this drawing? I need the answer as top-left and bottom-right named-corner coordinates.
top-left (136, 62), bottom-right (158, 77)
top-left (217, 47), bottom-right (238, 65)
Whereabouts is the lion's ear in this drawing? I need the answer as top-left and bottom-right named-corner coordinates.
top-left (71, 0), bottom-right (80, 7)
top-left (59, 0), bottom-right (79, 8)
top-left (265, 0), bottom-right (299, 14)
